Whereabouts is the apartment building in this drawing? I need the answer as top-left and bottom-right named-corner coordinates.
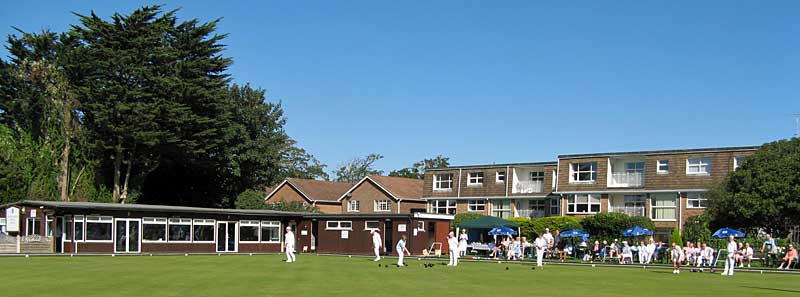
top-left (422, 162), bottom-right (560, 219)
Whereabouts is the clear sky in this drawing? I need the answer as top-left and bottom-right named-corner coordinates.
top-left (2, 1), bottom-right (798, 175)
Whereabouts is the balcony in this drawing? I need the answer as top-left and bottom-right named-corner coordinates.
top-left (610, 172), bottom-right (644, 187)
top-left (609, 206), bottom-right (645, 217)
top-left (513, 181), bottom-right (544, 194)
top-left (516, 209), bottom-right (546, 219)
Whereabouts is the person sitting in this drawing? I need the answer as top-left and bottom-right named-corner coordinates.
top-left (645, 239), bottom-right (656, 264)
top-left (777, 244), bottom-right (797, 270)
top-left (636, 241), bottom-right (647, 264)
top-left (696, 243), bottom-right (715, 271)
top-left (739, 242), bottom-right (754, 268)
top-left (507, 237), bottom-right (522, 261)
top-left (620, 241), bottom-right (633, 264)
top-left (762, 234), bottom-right (778, 266)
top-left (488, 241), bottom-right (501, 259)
top-left (559, 244), bottom-right (573, 262)
top-left (608, 239), bottom-right (620, 259)
top-left (683, 241), bottom-right (694, 265)
top-left (591, 240), bottom-right (602, 262)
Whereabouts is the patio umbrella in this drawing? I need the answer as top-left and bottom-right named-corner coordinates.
top-left (559, 230), bottom-right (590, 257)
top-left (488, 226), bottom-right (518, 236)
top-left (712, 228), bottom-right (746, 239)
top-left (622, 226), bottom-right (654, 237)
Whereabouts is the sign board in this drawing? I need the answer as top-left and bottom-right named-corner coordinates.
top-left (5, 207), bottom-right (20, 232)
top-left (341, 230), bottom-right (349, 239)
top-left (398, 224), bottom-right (406, 232)
top-left (30, 209), bottom-right (37, 217)
top-left (300, 230), bottom-right (308, 236)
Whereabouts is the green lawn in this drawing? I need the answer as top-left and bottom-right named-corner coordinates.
top-left (2, 254), bottom-right (798, 297)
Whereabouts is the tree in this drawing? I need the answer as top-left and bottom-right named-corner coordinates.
top-left (706, 138), bottom-right (800, 235)
top-left (389, 155), bottom-right (449, 179)
top-left (670, 228), bottom-right (683, 246)
top-left (234, 189), bottom-right (268, 210)
top-left (334, 153), bottom-right (384, 183)
top-left (580, 212), bottom-right (654, 240)
top-left (682, 214), bottom-right (712, 244)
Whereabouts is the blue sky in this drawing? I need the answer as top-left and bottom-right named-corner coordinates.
top-left (2, 1), bottom-right (798, 174)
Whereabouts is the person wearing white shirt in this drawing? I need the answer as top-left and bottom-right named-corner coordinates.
top-left (697, 243), bottom-right (714, 271)
top-left (645, 239), bottom-right (656, 264)
top-left (447, 232), bottom-right (459, 266)
top-left (534, 234), bottom-right (547, 267)
top-left (739, 242), bottom-right (754, 268)
top-left (396, 235), bottom-right (410, 267)
top-left (371, 230), bottom-right (383, 261)
top-left (542, 228), bottom-right (554, 249)
top-left (722, 236), bottom-right (738, 276)
top-left (284, 226), bottom-right (296, 263)
top-left (458, 229), bottom-right (469, 257)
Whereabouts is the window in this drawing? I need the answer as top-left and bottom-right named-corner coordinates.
top-left (365, 221), bottom-right (380, 231)
top-left (624, 195), bottom-right (646, 208)
top-left (567, 194), bottom-right (601, 213)
top-left (45, 215), bottom-right (53, 237)
top-left (417, 221), bottom-right (425, 231)
top-left (530, 171), bottom-right (545, 182)
top-left (570, 162), bottom-right (597, 183)
top-left (657, 160), bottom-right (669, 174)
top-left (433, 173), bottom-right (454, 191)
top-left (492, 200), bottom-right (512, 218)
top-left (74, 216), bottom-right (84, 241)
top-left (467, 172), bottom-right (484, 186)
top-left (85, 216), bottom-right (113, 241)
top-left (686, 157), bottom-right (711, 175)
top-left (549, 198), bottom-right (560, 215)
top-left (193, 219), bottom-right (215, 242)
top-left (347, 200), bottom-right (360, 212)
top-left (240, 220), bottom-right (260, 242)
top-left (142, 218), bottom-right (167, 242)
top-left (687, 192), bottom-right (708, 208)
top-left (625, 162), bottom-right (644, 174)
top-left (168, 218), bottom-right (192, 242)
top-left (527, 200), bottom-right (546, 212)
top-left (261, 221), bottom-right (281, 243)
top-left (734, 156), bottom-right (745, 170)
top-left (651, 193), bottom-right (677, 220)
top-left (326, 221), bottom-right (353, 230)
top-left (374, 200), bottom-right (391, 212)
top-left (430, 200), bottom-right (456, 215)
top-left (0, 218), bottom-right (6, 234)
top-left (26, 217), bottom-right (41, 236)
top-left (467, 200), bottom-right (486, 212)
top-left (496, 171), bottom-right (506, 183)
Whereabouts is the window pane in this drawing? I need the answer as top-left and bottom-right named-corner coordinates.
top-left (143, 224), bottom-right (167, 241)
top-left (75, 222), bottom-right (84, 241)
top-left (194, 225), bottom-right (214, 241)
top-left (86, 222), bottom-right (112, 241)
top-left (240, 226), bottom-right (259, 242)
top-left (169, 225), bottom-right (191, 241)
top-left (261, 226), bottom-right (279, 242)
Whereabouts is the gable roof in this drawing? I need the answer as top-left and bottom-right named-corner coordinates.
top-left (338, 175), bottom-right (424, 201)
top-left (265, 178), bottom-right (352, 203)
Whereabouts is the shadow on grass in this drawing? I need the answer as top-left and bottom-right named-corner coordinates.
top-left (741, 287), bottom-right (800, 293)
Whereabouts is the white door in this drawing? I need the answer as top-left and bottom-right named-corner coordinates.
top-left (216, 221), bottom-right (237, 252)
top-left (114, 219), bottom-right (141, 253)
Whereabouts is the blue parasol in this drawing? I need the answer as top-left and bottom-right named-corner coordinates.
top-left (712, 228), bottom-right (746, 239)
top-left (488, 226), bottom-right (518, 236)
top-left (622, 226), bottom-right (654, 237)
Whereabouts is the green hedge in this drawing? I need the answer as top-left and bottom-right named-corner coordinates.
top-left (580, 212), bottom-right (655, 243)
top-left (532, 216), bottom-right (583, 237)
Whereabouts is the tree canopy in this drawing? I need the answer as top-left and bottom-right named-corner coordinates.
top-left (333, 153), bottom-right (383, 183)
top-left (389, 155), bottom-right (449, 179)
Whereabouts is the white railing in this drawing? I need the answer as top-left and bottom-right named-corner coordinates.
top-left (609, 206), bottom-right (645, 217)
top-left (513, 181), bottom-right (544, 193)
top-left (610, 172), bottom-right (644, 187)
top-left (516, 209), bottom-right (546, 219)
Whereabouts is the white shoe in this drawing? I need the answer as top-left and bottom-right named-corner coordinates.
top-left (747, 264), bottom-right (751, 268)
top-left (374, 258), bottom-right (380, 262)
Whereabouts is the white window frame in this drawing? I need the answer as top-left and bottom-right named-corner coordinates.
top-left (374, 200), bottom-right (392, 212)
top-left (365, 221), bottom-right (380, 231)
top-left (26, 217), bottom-right (41, 236)
top-left (467, 172), bottom-right (484, 186)
top-left (0, 218), bottom-right (6, 234)
top-left (84, 216), bottom-right (113, 243)
top-left (326, 221), bottom-right (353, 231)
top-left (657, 159), bottom-right (669, 174)
top-left (549, 198), bottom-right (560, 215)
top-left (142, 217), bottom-right (168, 242)
top-left (73, 215), bottom-right (85, 242)
top-left (239, 220), bottom-right (261, 243)
top-left (192, 219), bottom-right (215, 243)
top-left (416, 221), bottom-right (425, 231)
top-left (467, 199), bottom-right (486, 212)
top-left (496, 171), bottom-right (506, 183)
top-left (260, 221), bottom-right (281, 243)
top-left (167, 218), bottom-right (193, 242)
top-left (686, 157), bottom-right (711, 176)
top-left (650, 193), bottom-right (677, 221)
top-left (45, 215), bottom-right (53, 238)
top-left (433, 173), bottom-right (454, 191)
top-left (430, 200), bottom-right (456, 215)
top-left (686, 192), bottom-right (708, 209)
top-left (530, 171), bottom-right (545, 182)
top-left (347, 200), bottom-right (360, 212)
top-left (733, 156), bottom-right (744, 170)
top-left (625, 162), bottom-right (645, 174)
top-left (492, 199), bottom-right (513, 218)
top-left (567, 194), bottom-right (601, 214)
top-left (570, 162), bottom-right (597, 183)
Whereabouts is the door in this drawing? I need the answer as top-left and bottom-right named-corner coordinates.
top-left (384, 221), bottom-right (393, 255)
top-left (55, 217), bottom-right (64, 253)
top-left (216, 221), bottom-right (237, 252)
top-left (114, 219), bottom-right (141, 253)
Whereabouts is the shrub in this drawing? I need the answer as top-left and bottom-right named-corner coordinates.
top-left (683, 214), bottom-right (712, 244)
top-left (507, 217), bottom-right (535, 239)
top-left (235, 189), bottom-right (268, 209)
top-left (670, 228), bottom-right (683, 246)
top-left (531, 216), bottom-right (582, 237)
top-left (580, 212), bottom-right (656, 243)
top-left (451, 213), bottom-right (484, 231)
top-left (628, 216), bottom-right (656, 230)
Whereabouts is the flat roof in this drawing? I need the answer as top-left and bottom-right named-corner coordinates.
top-left (558, 146), bottom-right (759, 159)
top-left (3, 200), bottom-right (311, 217)
top-left (428, 161), bottom-right (557, 171)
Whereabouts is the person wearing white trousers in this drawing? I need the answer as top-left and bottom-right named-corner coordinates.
top-left (396, 235), bottom-right (410, 267)
top-left (722, 235), bottom-right (738, 276)
top-left (371, 230), bottom-right (383, 261)
top-left (284, 226), bottom-right (296, 263)
top-left (534, 234), bottom-right (546, 267)
top-left (447, 232), bottom-right (459, 266)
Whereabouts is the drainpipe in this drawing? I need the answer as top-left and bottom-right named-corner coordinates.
top-left (457, 169), bottom-right (462, 198)
top-left (397, 200), bottom-right (401, 214)
top-left (678, 192), bottom-right (683, 232)
top-left (505, 166), bottom-right (510, 197)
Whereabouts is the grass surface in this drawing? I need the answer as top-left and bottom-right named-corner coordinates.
top-left (2, 254), bottom-right (798, 297)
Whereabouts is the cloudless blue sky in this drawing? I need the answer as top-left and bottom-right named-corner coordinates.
top-left (2, 1), bottom-right (798, 175)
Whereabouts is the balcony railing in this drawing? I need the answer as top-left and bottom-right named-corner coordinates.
top-left (516, 209), bottom-right (546, 219)
top-left (609, 206), bottom-right (645, 217)
top-left (513, 181), bottom-right (544, 193)
top-left (610, 172), bottom-right (644, 187)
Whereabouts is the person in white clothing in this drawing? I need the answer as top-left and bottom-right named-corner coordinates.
top-left (371, 230), bottom-right (382, 261)
top-left (284, 226), bottom-right (296, 263)
top-left (534, 234), bottom-right (547, 267)
top-left (458, 229), bottom-right (469, 256)
top-left (396, 235), bottom-right (410, 267)
top-left (645, 239), bottom-right (656, 264)
top-left (739, 242), bottom-right (754, 268)
top-left (722, 235), bottom-right (738, 276)
top-left (542, 228), bottom-right (554, 249)
top-left (697, 243), bottom-right (714, 271)
top-left (447, 232), bottom-right (459, 266)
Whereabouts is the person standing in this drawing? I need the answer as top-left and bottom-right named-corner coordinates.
top-left (722, 235), bottom-right (738, 276)
top-left (371, 230), bottom-right (383, 261)
top-left (534, 234), bottom-right (547, 267)
top-left (645, 239), bottom-right (656, 264)
top-left (284, 226), bottom-right (296, 263)
top-left (761, 233), bottom-right (777, 266)
top-left (458, 229), bottom-right (469, 257)
top-left (396, 235), bottom-right (410, 267)
top-left (447, 232), bottom-right (459, 266)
